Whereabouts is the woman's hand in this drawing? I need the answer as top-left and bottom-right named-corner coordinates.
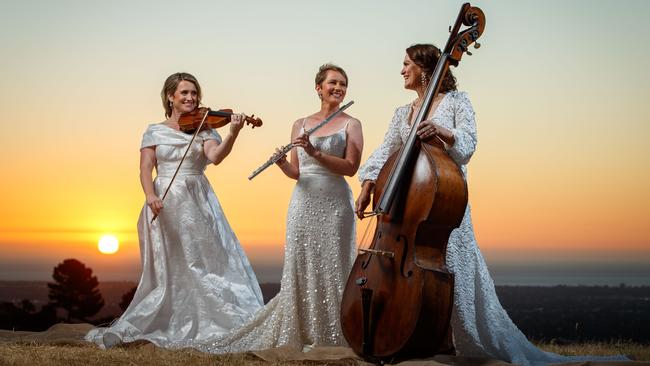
top-left (292, 133), bottom-right (319, 157)
top-left (229, 113), bottom-right (246, 135)
top-left (355, 181), bottom-right (375, 219)
top-left (146, 194), bottom-right (163, 216)
top-left (273, 147), bottom-right (288, 165)
top-left (417, 119), bottom-right (441, 141)
top-left (417, 119), bottom-right (454, 144)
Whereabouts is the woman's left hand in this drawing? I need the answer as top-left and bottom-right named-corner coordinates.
top-left (229, 113), bottom-right (246, 135)
top-left (417, 119), bottom-right (452, 142)
top-left (292, 133), bottom-right (319, 157)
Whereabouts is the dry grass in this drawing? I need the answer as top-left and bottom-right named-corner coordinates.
top-left (0, 341), bottom-right (647, 366)
top-left (0, 342), bottom-right (359, 366)
top-left (536, 341), bottom-right (650, 362)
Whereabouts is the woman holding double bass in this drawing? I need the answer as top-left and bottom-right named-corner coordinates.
top-left (347, 34), bottom-right (628, 366)
top-left (349, 42), bottom-right (478, 361)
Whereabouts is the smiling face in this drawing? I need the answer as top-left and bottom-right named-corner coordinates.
top-left (401, 53), bottom-right (424, 91)
top-left (168, 80), bottom-right (198, 115)
top-left (316, 70), bottom-right (347, 104)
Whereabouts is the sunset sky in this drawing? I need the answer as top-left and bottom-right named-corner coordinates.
top-left (0, 0), bottom-right (648, 283)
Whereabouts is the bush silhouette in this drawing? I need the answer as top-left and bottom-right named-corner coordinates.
top-left (119, 286), bottom-right (137, 311)
top-left (0, 300), bottom-right (57, 331)
top-left (47, 258), bottom-right (104, 322)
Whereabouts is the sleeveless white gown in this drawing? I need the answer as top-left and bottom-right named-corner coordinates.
top-left (85, 124), bottom-right (264, 348)
top-left (174, 120), bottom-right (357, 353)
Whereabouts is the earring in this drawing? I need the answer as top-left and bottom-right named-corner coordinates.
top-left (420, 73), bottom-right (429, 88)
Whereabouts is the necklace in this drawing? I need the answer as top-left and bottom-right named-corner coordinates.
top-left (413, 93), bottom-right (445, 109)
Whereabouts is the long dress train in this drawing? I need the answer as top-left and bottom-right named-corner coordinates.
top-left (85, 124), bottom-right (264, 348)
top-left (176, 120), bottom-right (357, 353)
top-left (358, 91), bottom-right (628, 365)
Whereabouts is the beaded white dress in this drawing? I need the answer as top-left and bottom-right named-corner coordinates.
top-left (358, 91), bottom-right (627, 365)
top-left (176, 120), bottom-right (357, 353)
top-left (85, 124), bottom-right (264, 348)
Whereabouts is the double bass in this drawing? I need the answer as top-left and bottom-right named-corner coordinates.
top-left (340, 3), bottom-right (485, 362)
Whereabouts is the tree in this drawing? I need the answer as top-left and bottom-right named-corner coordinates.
top-left (47, 258), bottom-right (104, 322)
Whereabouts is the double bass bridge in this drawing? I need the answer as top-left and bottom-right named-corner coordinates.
top-left (358, 248), bottom-right (395, 259)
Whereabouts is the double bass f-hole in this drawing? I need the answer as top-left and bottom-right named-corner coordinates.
top-left (361, 253), bottom-right (373, 270)
top-left (397, 235), bottom-right (413, 278)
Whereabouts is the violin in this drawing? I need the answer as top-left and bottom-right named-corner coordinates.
top-left (178, 107), bottom-right (262, 134)
top-left (150, 106), bottom-right (263, 223)
top-left (340, 3), bottom-right (485, 362)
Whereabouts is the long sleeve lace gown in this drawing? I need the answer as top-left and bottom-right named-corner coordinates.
top-left (85, 124), bottom-right (264, 348)
top-left (173, 119), bottom-right (357, 353)
top-left (358, 91), bottom-right (627, 365)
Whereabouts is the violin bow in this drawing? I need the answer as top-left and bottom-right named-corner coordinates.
top-left (151, 109), bottom-right (210, 223)
top-left (247, 100), bottom-right (354, 180)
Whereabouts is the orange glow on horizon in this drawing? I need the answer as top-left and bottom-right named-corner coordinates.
top-left (0, 1), bottom-right (649, 281)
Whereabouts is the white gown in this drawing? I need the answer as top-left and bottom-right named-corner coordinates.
top-left (85, 124), bottom-right (264, 348)
top-left (175, 120), bottom-right (357, 353)
top-left (358, 91), bottom-right (627, 365)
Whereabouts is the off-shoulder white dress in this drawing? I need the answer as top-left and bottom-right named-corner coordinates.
top-left (85, 124), bottom-right (264, 348)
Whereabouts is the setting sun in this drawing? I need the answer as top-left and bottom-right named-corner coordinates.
top-left (98, 235), bottom-right (119, 254)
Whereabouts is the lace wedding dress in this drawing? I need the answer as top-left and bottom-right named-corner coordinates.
top-left (358, 91), bottom-right (627, 365)
top-left (85, 124), bottom-right (264, 348)
top-left (175, 120), bottom-right (357, 353)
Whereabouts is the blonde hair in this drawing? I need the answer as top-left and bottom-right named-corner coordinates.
top-left (314, 64), bottom-right (348, 86)
top-left (161, 72), bottom-right (202, 117)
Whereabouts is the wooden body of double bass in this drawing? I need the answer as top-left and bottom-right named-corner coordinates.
top-left (340, 3), bottom-right (484, 361)
top-left (340, 139), bottom-right (467, 360)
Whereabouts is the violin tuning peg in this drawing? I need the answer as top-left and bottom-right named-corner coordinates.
top-left (466, 50), bottom-right (473, 56)
top-left (474, 42), bottom-right (481, 49)
top-left (448, 25), bottom-right (452, 33)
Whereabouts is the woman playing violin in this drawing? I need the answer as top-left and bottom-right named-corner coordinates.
top-left (85, 72), bottom-right (264, 348)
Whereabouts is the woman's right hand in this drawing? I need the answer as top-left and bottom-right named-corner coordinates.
top-left (273, 147), bottom-right (288, 165)
top-left (292, 134), bottom-right (318, 157)
top-left (355, 182), bottom-right (375, 219)
top-left (147, 194), bottom-right (163, 216)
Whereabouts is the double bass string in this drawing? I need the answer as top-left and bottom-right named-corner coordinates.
top-left (356, 215), bottom-right (377, 251)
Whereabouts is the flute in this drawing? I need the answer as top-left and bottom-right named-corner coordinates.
top-left (248, 100), bottom-right (354, 180)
